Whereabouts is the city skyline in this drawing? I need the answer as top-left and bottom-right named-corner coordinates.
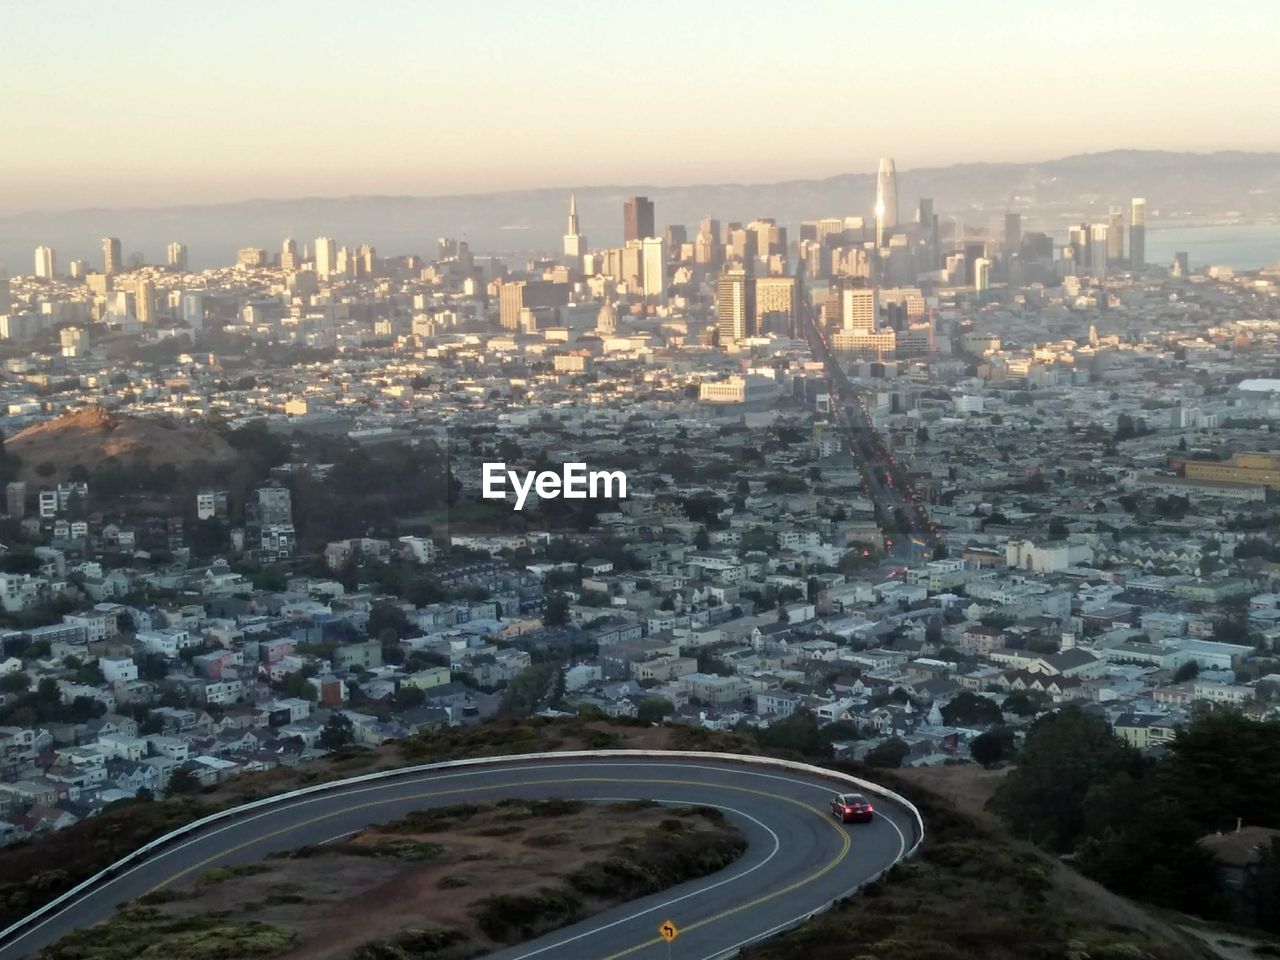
top-left (4, 0), bottom-right (1280, 213)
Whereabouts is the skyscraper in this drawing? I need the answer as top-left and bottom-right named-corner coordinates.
top-left (975, 258), bottom-right (992, 292)
top-left (623, 196), bottom-right (655, 243)
top-left (102, 236), bottom-right (122, 276)
top-left (716, 269), bottom-right (754, 344)
top-left (281, 238), bottom-right (299, 271)
top-left (1004, 212), bottom-right (1022, 252)
top-left (34, 245), bottom-right (56, 279)
top-left (874, 158), bottom-right (898, 248)
top-left (1089, 224), bottom-right (1110, 278)
top-left (314, 236), bottom-right (337, 280)
top-left (135, 278), bottom-right (156, 323)
top-left (641, 237), bottom-right (666, 305)
top-left (918, 199), bottom-right (939, 270)
top-left (1130, 198), bottom-right (1146, 269)
top-left (166, 242), bottom-right (188, 272)
top-left (563, 194), bottom-right (585, 263)
top-left (0, 267), bottom-right (9, 315)
top-left (1107, 208), bottom-right (1125, 261)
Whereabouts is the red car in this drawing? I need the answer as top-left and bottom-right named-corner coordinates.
top-left (830, 792), bottom-right (874, 823)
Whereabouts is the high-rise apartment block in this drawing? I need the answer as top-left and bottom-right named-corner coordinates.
top-left (102, 237), bottom-right (123, 276)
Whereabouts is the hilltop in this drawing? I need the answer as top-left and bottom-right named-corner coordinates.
top-left (5, 405), bottom-right (239, 485)
top-left (0, 720), bottom-right (1214, 960)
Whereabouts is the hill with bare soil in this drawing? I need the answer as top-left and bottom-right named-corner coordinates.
top-left (5, 405), bottom-right (238, 485)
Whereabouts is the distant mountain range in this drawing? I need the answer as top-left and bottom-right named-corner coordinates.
top-left (2, 150), bottom-right (1278, 271)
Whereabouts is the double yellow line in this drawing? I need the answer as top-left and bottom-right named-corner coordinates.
top-left (147, 776), bottom-right (852, 960)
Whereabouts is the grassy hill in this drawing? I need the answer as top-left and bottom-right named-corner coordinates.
top-left (0, 720), bottom-right (1219, 960)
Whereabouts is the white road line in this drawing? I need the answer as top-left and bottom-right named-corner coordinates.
top-left (1, 759), bottom-right (905, 953)
top-left (500, 798), bottom-right (779, 960)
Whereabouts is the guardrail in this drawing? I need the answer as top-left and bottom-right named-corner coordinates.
top-left (0, 749), bottom-right (924, 955)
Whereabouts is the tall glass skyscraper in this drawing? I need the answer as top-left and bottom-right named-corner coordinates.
top-left (1130, 198), bottom-right (1146, 269)
top-left (875, 158), bottom-right (898, 248)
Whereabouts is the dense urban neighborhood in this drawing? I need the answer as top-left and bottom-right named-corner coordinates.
top-left (2, 208), bottom-right (1280, 858)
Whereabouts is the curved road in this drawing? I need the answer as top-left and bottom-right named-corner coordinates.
top-left (0, 754), bottom-right (919, 960)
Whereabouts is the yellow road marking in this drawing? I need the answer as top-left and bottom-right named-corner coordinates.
top-left (145, 775), bottom-right (852, 959)
top-left (595, 802), bottom-right (849, 960)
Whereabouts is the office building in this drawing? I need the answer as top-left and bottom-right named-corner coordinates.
top-left (842, 285), bottom-right (878, 332)
top-left (1130, 198), bottom-right (1146, 268)
top-left (975, 257), bottom-right (992, 292)
top-left (641, 237), bottom-right (666, 305)
top-left (623, 196), bottom-right (655, 242)
top-left (755, 276), bottom-right (797, 337)
top-left (498, 280), bottom-right (569, 331)
top-left (716, 269), bottom-right (754, 344)
top-left (1107, 208), bottom-right (1125, 261)
top-left (314, 236), bottom-right (337, 280)
top-left (0, 268), bottom-right (9, 315)
top-left (281, 238), bottom-right (299, 271)
top-left (34, 245), bottom-right (56, 279)
top-left (102, 237), bottom-right (122, 276)
top-left (563, 194), bottom-right (585, 264)
top-left (181, 292), bottom-right (205, 330)
top-left (875, 158), bottom-right (898, 247)
top-left (1004, 212), bottom-right (1021, 252)
top-left (1089, 224), bottom-right (1110, 277)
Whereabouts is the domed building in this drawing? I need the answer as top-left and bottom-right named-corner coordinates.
top-left (595, 300), bottom-right (618, 337)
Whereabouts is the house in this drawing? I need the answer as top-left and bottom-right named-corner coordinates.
top-left (755, 691), bottom-right (802, 718)
top-left (1113, 712), bottom-right (1180, 751)
top-left (1199, 826), bottom-right (1280, 925)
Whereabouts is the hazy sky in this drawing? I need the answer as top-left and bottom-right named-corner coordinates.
top-left (4, 0), bottom-right (1279, 213)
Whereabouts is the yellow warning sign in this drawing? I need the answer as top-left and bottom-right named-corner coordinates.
top-left (658, 920), bottom-right (679, 942)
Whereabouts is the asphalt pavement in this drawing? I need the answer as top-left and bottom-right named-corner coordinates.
top-left (0, 755), bottom-right (918, 960)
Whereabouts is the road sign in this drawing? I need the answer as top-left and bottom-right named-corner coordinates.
top-left (658, 920), bottom-right (679, 942)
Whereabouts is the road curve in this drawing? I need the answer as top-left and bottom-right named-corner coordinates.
top-left (0, 752), bottom-right (921, 960)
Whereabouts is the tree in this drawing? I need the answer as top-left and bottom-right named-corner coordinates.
top-left (864, 737), bottom-right (910, 768)
top-left (1172, 660), bottom-right (1199, 683)
top-left (499, 663), bottom-right (555, 718)
top-left (940, 691), bottom-right (1003, 727)
top-left (636, 697), bottom-right (675, 725)
top-left (754, 709), bottom-right (822, 755)
top-left (990, 706), bottom-right (1138, 852)
top-left (367, 602), bottom-right (411, 640)
top-left (395, 684), bottom-right (426, 709)
top-left (971, 726), bottom-right (1015, 766)
top-left (543, 593), bottom-right (570, 627)
top-left (166, 767), bottom-right (202, 796)
top-left (319, 712), bottom-right (355, 751)
top-left (693, 527), bottom-right (711, 550)
top-left (0, 672), bottom-right (29, 694)
top-left (1002, 691), bottom-right (1046, 717)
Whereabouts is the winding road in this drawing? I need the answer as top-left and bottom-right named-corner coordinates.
top-left (0, 752), bottom-right (921, 960)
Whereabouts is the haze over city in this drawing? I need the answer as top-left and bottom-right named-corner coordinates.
top-left (4, 0), bottom-right (1280, 213)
